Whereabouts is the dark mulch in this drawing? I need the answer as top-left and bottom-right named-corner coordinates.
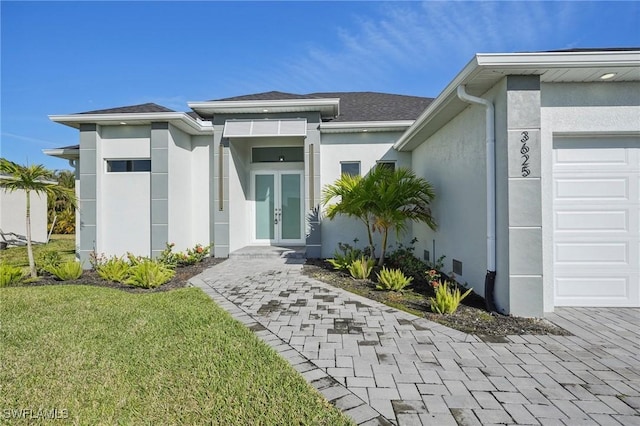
top-left (20, 257), bottom-right (226, 293)
top-left (302, 259), bottom-right (570, 339)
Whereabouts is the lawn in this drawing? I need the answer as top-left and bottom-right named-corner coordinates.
top-left (0, 234), bottom-right (75, 270)
top-left (0, 285), bottom-right (353, 425)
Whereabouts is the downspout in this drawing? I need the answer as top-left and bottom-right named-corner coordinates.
top-left (456, 85), bottom-right (497, 312)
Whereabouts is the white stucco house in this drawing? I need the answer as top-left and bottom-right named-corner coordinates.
top-left (45, 48), bottom-right (640, 317)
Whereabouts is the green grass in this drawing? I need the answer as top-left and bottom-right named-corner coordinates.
top-left (0, 285), bottom-right (353, 425)
top-left (0, 234), bottom-right (75, 271)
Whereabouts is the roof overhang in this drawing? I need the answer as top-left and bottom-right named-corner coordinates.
top-left (188, 98), bottom-right (340, 119)
top-left (42, 146), bottom-right (80, 160)
top-left (395, 50), bottom-right (640, 151)
top-left (48, 112), bottom-right (213, 135)
top-left (320, 120), bottom-right (415, 134)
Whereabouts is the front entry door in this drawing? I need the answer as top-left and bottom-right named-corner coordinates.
top-left (253, 171), bottom-right (304, 244)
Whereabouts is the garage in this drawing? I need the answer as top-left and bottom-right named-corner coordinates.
top-left (553, 136), bottom-right (639, 307)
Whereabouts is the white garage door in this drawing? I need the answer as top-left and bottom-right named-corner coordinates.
top-left (553, 136), bottom-right (639, 307)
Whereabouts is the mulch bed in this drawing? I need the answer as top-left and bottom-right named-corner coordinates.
top-left (302, 259), bottom-right (570, 339)
top-left (20, 257), bottom-right (226, 293)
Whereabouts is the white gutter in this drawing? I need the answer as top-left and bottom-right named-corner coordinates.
top-left (320, 120), bottom-right (414, 133)
top-left (49, 112), bottom-right (213, 135)
top-left (456, 85), bottom-right (496, 274)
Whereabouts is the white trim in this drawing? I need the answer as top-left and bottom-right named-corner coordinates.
top-left (189, 98), bottom-right (340, 118)
top-left (48, 112), bottom-right (213, 135)
top-left (42, 147), bottom-right (79, 159)
top-left (321, 120), bottom-right (414, 133)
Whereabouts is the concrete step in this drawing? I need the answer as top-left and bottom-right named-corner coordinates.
top-left (229, 246), bottom-right (306, 259)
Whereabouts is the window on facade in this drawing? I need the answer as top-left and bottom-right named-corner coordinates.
top-left (376, 161), bottom-right (396, 172)
top-left (106, 159), bottom-right (151, 172)
top-left (252, 147), bottom-right (304, 163)
top-left (340, 161), bottom-right (360, 176)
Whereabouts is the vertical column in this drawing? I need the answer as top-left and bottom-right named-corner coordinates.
top-left (150, 122), bottom-right (169, 258)
top-left (213, 129), bottom-right (230, 257)
top-left (78, 124), bottom-right (98, 267)
top-left (305, 122), bottom-right (322, 258)
top-left (506, 76), bottom-right (543, 317)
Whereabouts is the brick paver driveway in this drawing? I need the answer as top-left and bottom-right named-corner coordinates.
top-left (190, 251), bottom-right (640, 425)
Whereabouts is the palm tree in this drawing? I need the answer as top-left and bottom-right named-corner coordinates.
top-left (48, 169), bottom-right (76, 234)
top-left (322, 172), bottom-right (376, 258)
top-left (365, 166), bottom-right (437, 266)
top-left (0, 159), bottom-right (77, 277)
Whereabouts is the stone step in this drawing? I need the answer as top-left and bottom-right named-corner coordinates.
top-left (229, 246), bottom-right (306, 259)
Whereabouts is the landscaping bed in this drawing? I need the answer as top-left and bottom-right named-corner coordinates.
top-left (303, 258), bottom-right (569, 338)
top-left (20, 256), bottom-right (225, 293)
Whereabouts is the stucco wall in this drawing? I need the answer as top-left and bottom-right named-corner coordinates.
top-left (168, 125), bottom-right (193, 252)
top-left (320, 131), bottom-right (411, 258)
top-left (410, 98), bottom-right (491, 300)
top-left (98, 125), bottom-right (151, 257)
top-left (0, 189), bottom-right (48, 244)
top-left (540, 81), bottom-right (640, 313)
top-left (191, 135), bottom-right (212, 249)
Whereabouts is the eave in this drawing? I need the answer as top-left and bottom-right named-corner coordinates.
top-left (320, 120), bottom-right (414, 134)
top-left (48, 112), bottom-right (213, 135)
top-left (395, 50), bottom-right (640, 151)
top-left (188, 98), bottom-right (340, 119)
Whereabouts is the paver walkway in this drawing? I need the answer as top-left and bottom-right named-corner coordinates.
top-left (190, 251), bottom-right (640, 425)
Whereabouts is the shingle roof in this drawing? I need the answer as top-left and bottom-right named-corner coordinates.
top-left (214, 91), bottom-right (433, 122)
top-left (78, 103), bottom-right (175, 114)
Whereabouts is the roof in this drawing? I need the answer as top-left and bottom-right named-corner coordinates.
top-left (213, 91), bottom-right (433, 122)
top-left (78, 103), bottom-right (175, 114)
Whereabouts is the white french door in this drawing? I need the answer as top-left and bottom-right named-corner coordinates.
top-left (252, 171), bottom-right (304, 245)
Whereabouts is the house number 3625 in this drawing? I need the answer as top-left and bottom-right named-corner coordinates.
top-left (520, 131), bottom-right (531, 177)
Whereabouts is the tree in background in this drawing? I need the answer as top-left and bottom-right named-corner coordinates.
top-left (0, 159), bottom-right (77, 277)
top-left (48, 169), bottom-right (76, 234)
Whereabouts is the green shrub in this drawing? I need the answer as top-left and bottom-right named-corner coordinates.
top-left (386, 240), bottom-right (428, 278)
top-left (376, 267), bottom-right (413, 291)
top-left (37, 250), bottom-right (63, 275)
top-left (429, 280), bottom-right (473, 314)
top-left (96, 257), bottom-right (131, 283)
top-left (348, 256), bottom-right (375, 280)
top-left (328, 242), bottom-right (363, 271)
top-left (46, 261), bottom-right (83, 281)
top-left (0, 264), bottom-right (25, 287)
top-left (125, 259), bottom-right (175, 289)
top-left (157, 243), bottom-right (212, 267)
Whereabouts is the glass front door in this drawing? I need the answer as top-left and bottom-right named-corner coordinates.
top-left (253, 171), bottom-right (303, 244)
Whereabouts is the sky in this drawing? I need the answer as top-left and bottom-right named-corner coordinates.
top-left (1, 1), bottom-right (639, 171)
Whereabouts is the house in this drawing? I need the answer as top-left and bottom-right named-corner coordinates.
top-left (45, 48), bottom-right (640, 317)
top-left (0, 184), bottom-right (48, 245)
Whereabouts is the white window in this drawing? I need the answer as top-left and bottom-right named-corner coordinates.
top-left (106, 159), bottom-right (151, 172)
top-left (340, 161), bottom-right (360, 176)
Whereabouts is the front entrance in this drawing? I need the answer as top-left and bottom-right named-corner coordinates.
top-left (252, 171), bottom-right (304, 245)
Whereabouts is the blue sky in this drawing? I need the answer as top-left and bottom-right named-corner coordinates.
top-left (2, 1), bottom-right (639, 170)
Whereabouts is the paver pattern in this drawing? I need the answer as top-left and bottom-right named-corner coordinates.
top-left (190, 251), bottom-right (640, 425)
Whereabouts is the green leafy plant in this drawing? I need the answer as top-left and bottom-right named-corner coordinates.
top-left (348, 256), bottom-right (375, 280)
top-left (125, 259), bottom-right (175, 289)
top-left (37, 250), bottom-right (63, 275)
top-left (327, 242), bottom-right (363, 271)
top-left (0, 264), bottom-right (25, 287)
top-left (376, 267), bottom-right (413, 291)
top-left (157, 243), bottom-right (212, 267)
top-left (45, 261), bottom-right (83, 281)
top-left (96, 257), bottom-right (131, 283)
top-left (427, 255), bottom-right (446, 271)
top-left (429, 279), bottom-right (473, 314)
top-left (386, 238), bottom-right (428, 278)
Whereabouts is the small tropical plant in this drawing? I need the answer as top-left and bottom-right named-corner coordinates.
top-left (37, 250), bottom-right (63, 275)
top-left (386, 238), bottom-right (428, 278)
top-left (157, 242), bottom-right (211, 267)
top-left (376, 267), bottom-right (413, 291)
top-left (348, 256), bottom-right (375, 280)
top-left (0, 264), bottom-right (25, 287)
top-left (125, 259), bottom-right (175, 289)
top-left (429, 279), bottom-right (473, 314)
top-left (46, 261), bottom-right (83, 281)
top-left (96, 256), bottom-right (131, 282)
top-left (327, 242), bottom-right (363, 271)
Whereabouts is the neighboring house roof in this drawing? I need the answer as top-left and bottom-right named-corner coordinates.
top-left (78, 103), bottom-right (175, 114)
top-left (213, 91), bottom-right (433, 122)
